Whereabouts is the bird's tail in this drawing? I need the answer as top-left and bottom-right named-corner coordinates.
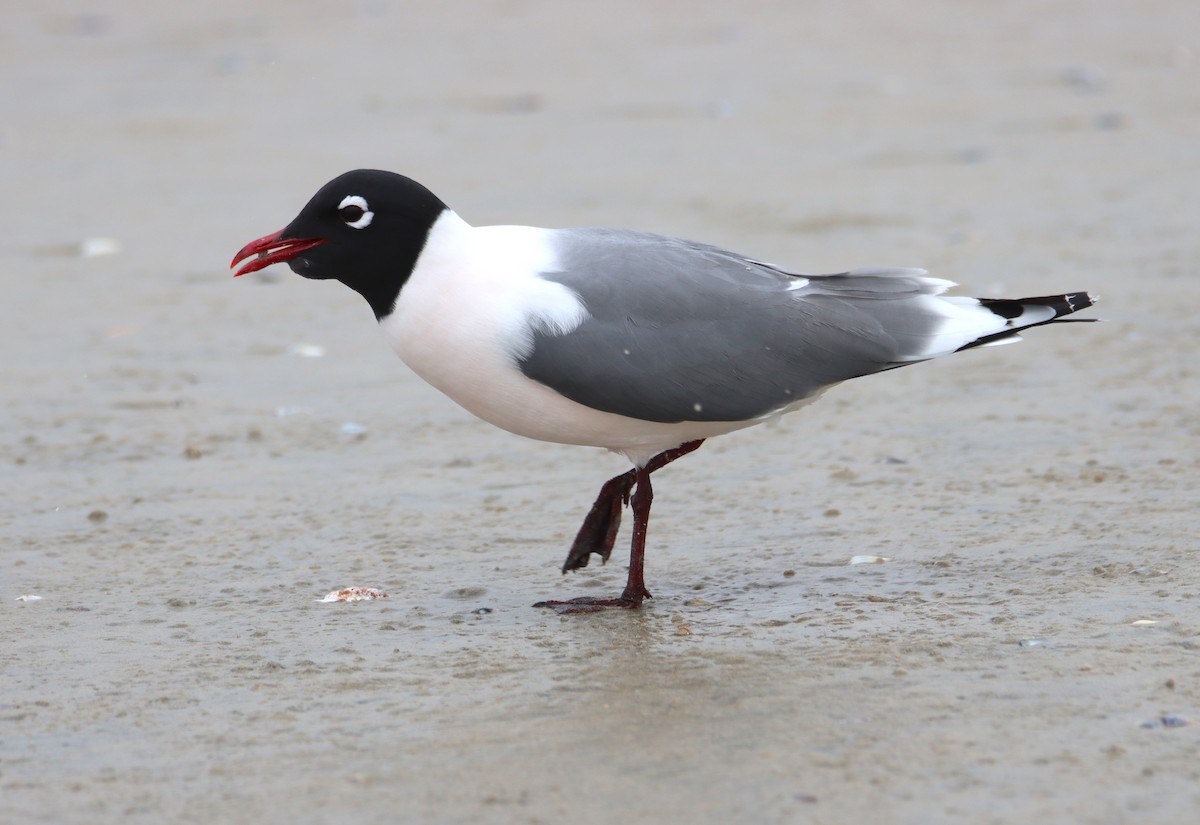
top-left (956, 291), bottom-right (1098, 351)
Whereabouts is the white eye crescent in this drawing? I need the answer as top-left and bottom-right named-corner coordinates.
top-left (337, 194), bottom-right (374, 229)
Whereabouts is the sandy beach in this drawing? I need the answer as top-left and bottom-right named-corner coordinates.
top-left (3, 2), bottom-right (1199, 822)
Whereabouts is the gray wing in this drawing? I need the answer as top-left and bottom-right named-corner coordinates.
top-left (518, 228), bottom-right (949, 424)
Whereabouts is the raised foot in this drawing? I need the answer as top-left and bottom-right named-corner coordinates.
top-left (532, 595), bottom-right (648, 615)
top-left (561, 471), bottom-right (633, 572)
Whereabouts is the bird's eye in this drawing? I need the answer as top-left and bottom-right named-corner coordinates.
top-left (337, 194), bottom-right (374, 229)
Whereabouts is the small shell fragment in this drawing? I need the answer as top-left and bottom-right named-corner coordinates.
top-left (849, 555), bottom-right (892, 565)
top-left (287, 343), bottom-right (325, 358)
top-left (319, 587), bottom-right (388, 603)
top-left (1130, 619), bottom-right (1158, 626)
top-left (15, 594), bottom-right (43, 602)
top-left (79, 237), bottom-right (121, 257)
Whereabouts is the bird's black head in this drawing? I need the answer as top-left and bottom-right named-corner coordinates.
top-left (232, 169), bottom-right (448, 319)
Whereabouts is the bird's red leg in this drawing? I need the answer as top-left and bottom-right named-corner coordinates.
top-left (534, 439), bottom-right (704, 613)
top-left (643, 439), bottom-right (705, 472)
top-left (617, 464), bottom-right (655, 603)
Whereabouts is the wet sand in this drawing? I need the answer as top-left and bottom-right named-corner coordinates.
top-left (4, 2), bottom-right (1199, 822)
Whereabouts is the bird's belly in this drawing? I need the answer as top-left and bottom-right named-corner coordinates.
top-left (381, 310), bottom-right (751, 464)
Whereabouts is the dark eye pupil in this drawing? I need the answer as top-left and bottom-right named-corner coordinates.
top-left (340, 205), bottom-right (364, 222)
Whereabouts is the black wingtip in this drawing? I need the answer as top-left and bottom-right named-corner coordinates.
top-left (957, 291), bottom-right (1097, 352)
top-left (979, 291), bottom-right (1095, 320)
